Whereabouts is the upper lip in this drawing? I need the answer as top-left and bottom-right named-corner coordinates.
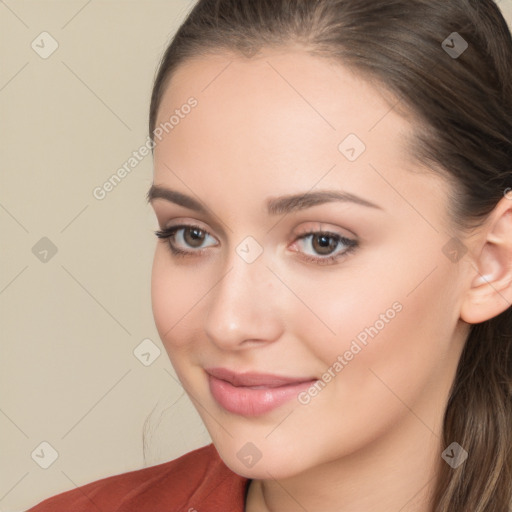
top-left (205, 367), bottom-right (317, 388)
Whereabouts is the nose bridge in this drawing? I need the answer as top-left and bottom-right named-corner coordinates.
top-left (203, 243), bottom-right (282, 347)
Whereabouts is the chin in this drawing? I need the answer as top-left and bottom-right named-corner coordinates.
top-left (214, 438), bottom-right (311, 480)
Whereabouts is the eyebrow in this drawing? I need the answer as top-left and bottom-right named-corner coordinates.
top-left (146, 184), bottom-right (382, 215)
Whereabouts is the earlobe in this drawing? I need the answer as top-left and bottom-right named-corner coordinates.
top-left (460, 198), bottom-right (512, 324)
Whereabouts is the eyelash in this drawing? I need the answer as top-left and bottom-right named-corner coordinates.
top-left (154, 224), bottom-right (359, 265)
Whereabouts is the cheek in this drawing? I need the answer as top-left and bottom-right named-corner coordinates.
top-left (284, 275), bottom-right (456, 458)
top-left (298, 243), bottom-right (458, 402)
top-left (150, 248), bottom-right (207, 349)
top-left (150, 248), bottom-right (173, 335)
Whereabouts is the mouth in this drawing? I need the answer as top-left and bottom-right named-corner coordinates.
top-left (205, 367), bottom-right (318, 416)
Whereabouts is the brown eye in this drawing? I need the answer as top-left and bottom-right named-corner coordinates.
top-left (184, 227), bottom-right (207, 248)
top-left (290, 230), bottom-right (358, 265)
top-left (154, 224), bottom-right (218, 256)
top-left (311, 234), bottom-right (339, 255)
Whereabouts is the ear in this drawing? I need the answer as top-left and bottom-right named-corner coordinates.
top-left (460, 195), bottom-right (512, 324)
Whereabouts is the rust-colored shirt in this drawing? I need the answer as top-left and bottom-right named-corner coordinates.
top-left (26, 443), bottom-right (250, 511)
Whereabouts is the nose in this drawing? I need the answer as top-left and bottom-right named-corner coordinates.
top-left (203, 247), bottom-right (284, 351)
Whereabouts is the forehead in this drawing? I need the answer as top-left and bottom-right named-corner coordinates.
top-left (155, 48), bottom-right (411, 149)
top-left (152, 48), bottom-right (444, 220)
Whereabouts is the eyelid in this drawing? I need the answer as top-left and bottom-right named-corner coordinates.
top-left (152, 205), bottom-right (229, 241)
top-left (159, 224), bottom-right (216, 240)
top-left (160, 217), bottom-right (213, 232)
top-left (292, 221), bottom-right (356, 239)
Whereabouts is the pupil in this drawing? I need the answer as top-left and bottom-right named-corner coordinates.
top-left (313, 234), bottom-right (336, 255)
top-left (186, 228), bottom-right (204, 247)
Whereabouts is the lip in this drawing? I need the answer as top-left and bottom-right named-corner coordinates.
top-left (205, 367), bottom-right (318, 416)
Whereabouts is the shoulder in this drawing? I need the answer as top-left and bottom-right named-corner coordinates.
top-left (26, 443), bottom-right (250, 512)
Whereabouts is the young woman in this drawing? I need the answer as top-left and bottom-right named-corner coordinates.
top-left (27, 0), bottom-right (512, 511)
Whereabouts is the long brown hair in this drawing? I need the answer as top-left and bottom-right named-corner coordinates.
top-left (148, 1), bottom-right (512, 510)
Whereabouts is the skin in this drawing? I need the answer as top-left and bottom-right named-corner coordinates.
top-left (148, 47), bottom-right (512, 512)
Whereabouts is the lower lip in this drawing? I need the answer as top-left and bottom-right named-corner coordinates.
top-left (208, 374), bottom-right (318, 416)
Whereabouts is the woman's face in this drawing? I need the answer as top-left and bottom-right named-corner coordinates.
top-left (149, 48), bottom-right (470, 479)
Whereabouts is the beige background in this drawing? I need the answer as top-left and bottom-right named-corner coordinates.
top-left (1, 1), bottom-right (511, 511)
